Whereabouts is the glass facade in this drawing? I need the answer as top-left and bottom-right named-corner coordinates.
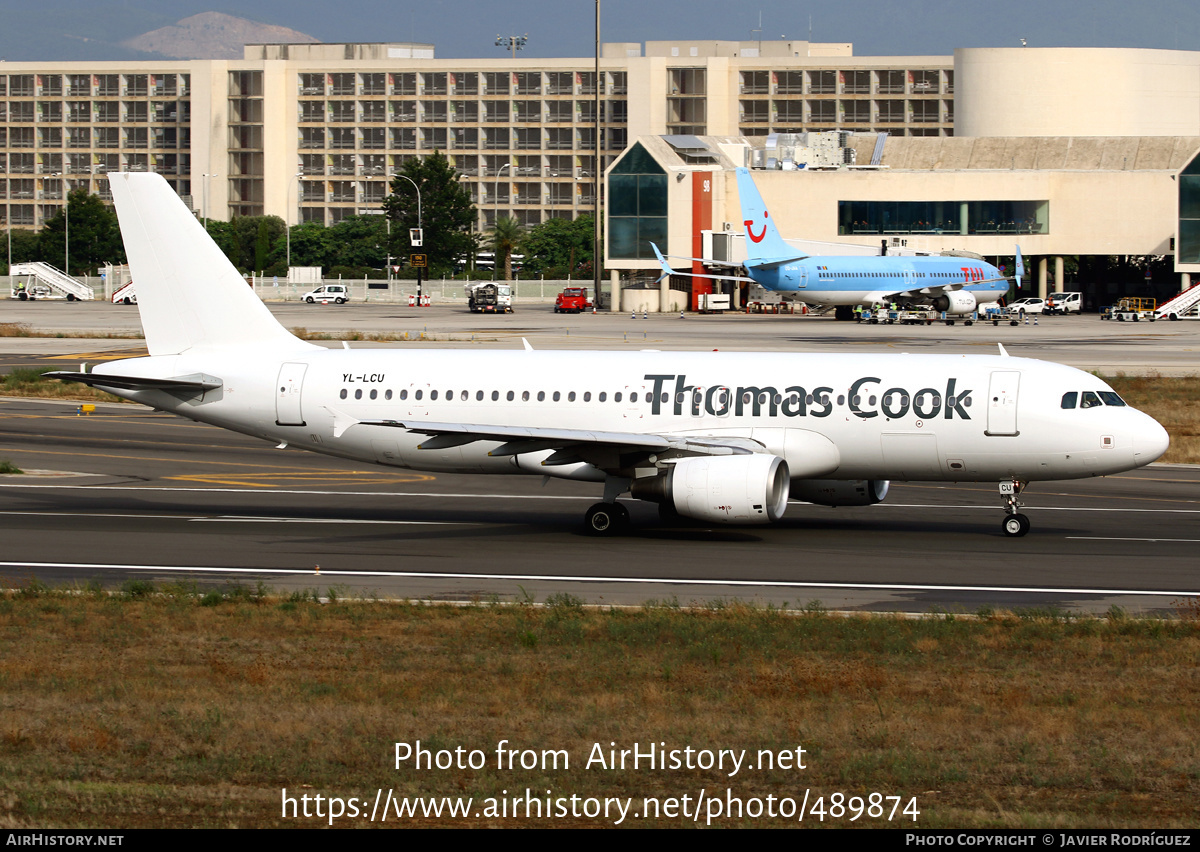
top-left (837, 200), bottom-right (1049, 236)
top-left (1179, 151), bottom-right (1200, 264)
top-left (609, 143), bottom-right (667, 260)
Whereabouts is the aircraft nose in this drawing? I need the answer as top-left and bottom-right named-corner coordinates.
top-left (1132, 415), bottom-right (1170, 467)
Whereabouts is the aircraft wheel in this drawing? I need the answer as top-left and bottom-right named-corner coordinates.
top-left (1002, 513), bottom-right (1030, 537)
top-left (585, 502), bottom-right (628, 536)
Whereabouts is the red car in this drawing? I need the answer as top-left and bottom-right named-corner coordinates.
top-left (554, 287), bottom-right (592, 313)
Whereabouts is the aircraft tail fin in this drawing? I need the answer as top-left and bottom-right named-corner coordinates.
top-left (1015, 245), bottom-right (1025, 290)
top-left (736, 167), bottom-right (797, 260)
top-left (107, 172), bottom-right (311, 356)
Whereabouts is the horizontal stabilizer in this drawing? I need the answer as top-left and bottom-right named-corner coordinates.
top-left (45, 371), bottom-right (221, 396)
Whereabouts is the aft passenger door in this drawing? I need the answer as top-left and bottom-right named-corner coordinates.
top-left (275, 363), bottom-right (307, 426)
top-left (985, 371), bottom-right (1020, 436)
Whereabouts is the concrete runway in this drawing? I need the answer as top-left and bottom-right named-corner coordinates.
top-left (0, 397), bottom-right (1196, 616)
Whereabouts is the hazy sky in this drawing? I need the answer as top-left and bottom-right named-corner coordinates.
top-left (262, 0), bottom-right (1200, 57)
top-left (3, 0), bottom-right (1199, 61)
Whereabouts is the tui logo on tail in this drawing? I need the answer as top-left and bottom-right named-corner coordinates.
top-left (745, 210), bottom-right (769, 243)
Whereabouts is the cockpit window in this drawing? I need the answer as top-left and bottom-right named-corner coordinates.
top-left (1080, 391), bottom-right (1102, 409)
top-left (1098, 392), bottom-right (1126, 407)
top-left (1061, 392), bottom-right (1077, 409)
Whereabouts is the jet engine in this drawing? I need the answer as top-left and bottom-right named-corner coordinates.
top-left (631, 454), bottom-right (790, 524)
top-left (932, 291), bottom-right (978, 315)
top-left (789, 479), bottom-right (890, 507)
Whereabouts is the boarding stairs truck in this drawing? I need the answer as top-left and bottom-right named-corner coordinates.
top-left (111, 281), bottom-right (137, 304)
top-left (9, 262), bottom-right (94, 301)
top-left (1154, 282), bottom-right (1200, 321)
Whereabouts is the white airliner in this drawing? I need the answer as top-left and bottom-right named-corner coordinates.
top-left (49, 173), bottom-right (1167, 538)
top-left (653, 167), bottom-right (1015, 320)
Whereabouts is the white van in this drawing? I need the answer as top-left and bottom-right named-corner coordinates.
top-left (1046, 292), bottom-right (1082, 314)
top-left (301, 284), bottom-right (349, 304)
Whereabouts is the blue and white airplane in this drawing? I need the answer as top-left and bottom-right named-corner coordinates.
top-left (654, 167), bottom-right (1017, 319)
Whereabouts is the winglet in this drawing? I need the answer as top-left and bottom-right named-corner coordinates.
top-left (650, 243), bottom-right (673, 284)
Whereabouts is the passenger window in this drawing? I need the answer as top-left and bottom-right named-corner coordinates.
top-left (492, 390), bottom-right (499, 401)
top-left (1081, 391), bottom-right (1102, 409)
top-left (537, 391), bottom-right (545, 401)
top-left (614, 392), bottom-right (622, 402)
top-left (584, 392), bottom-right (591, 402)
top-left (339, 389), bottom-right (347, 399)
top-left (415, 390), bottom-right (422, 400)
top-left (599, 392), bottom-right (607, 402)
top-left (630, 392), bottom-right (637, 402)
top-left (568, 391), bottom-right (576, 402)
top-left (431, 390), bottom-right (439, 401)
top-left (506, 391), bottom-right (515, 401)
top-left (461, 390), bottom-right (468, 401)
top-left (476, 390), bottom-right (483, 401)
top-left (370, 389), bottom-right (378, 400)
top-left (522, 391), bottom-right (530, 401)
top-left (400, 389), bottom-right (408, 400)
top-left (385, 389), bottom-right (392, 400)
top-left (553, 391), bottom-right (561, 402)
top-left (354, 389), bottom-right (363, 400)
top-left (1061, 392), bottom-right (1077, 409)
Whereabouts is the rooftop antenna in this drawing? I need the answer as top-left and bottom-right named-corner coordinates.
top-left (1020, 38), bottom-right (1027, 47)
top-left (752, 11), bottom-right (762, 56)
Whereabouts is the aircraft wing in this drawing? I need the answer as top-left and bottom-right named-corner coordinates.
top-left (650, 242), bottom-right (757, 284)
top-left (350, 417), bottom-right (764, 456)
top-left (884, 275), bottom-right (1009, 302)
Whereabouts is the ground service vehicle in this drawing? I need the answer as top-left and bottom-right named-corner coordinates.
top-left (554, 287), bottom-right (592, 313)
top-left (302, 284), bottom-right (349, 304)
top-left (1103, 297), bottom-right (1157, 322)
top-left (466, 282), bottom-right (513, 313)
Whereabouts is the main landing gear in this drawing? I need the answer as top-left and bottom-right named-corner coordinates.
top-left (585, 501), bottom-right (630, 535)
top-left (999, 479), bottom-right (1030, 537)
top-left (583, 475), bottom-right (633, 536)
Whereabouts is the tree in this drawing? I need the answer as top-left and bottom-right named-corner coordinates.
top-left (490, 216), bottom-right (525, 281)
top-left (382, 152), bottom-right (475, 276)
top-left (2, 229), bottom-right (40, 274)
top-left (522, 214), bottom-right (595, 276)
top-left (37, 189), bottom-right (124, 275)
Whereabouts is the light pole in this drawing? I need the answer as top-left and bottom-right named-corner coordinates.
top-left (285, 171), bottom-right (302, 275)
top-left (492, 162), bottom-right (510, 280)
top-left (594, 0), bottom-right (602, 311)
top-left (494, 34), bottom-right (528, 61)
top-left (201, 173), bottom-right (219, 229)
top-left (393, 173), bottom-right (422, 298)
top-left (52, 173), bottom-right (68, 276)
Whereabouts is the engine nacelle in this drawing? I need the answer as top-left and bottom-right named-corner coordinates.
top-left (932, 290), bottom-right (978, 315)
top-left (789, 479), bottom-right (890, 507)
top-left (631, 454), bottom-right (790, 525)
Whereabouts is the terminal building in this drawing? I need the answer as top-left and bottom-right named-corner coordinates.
top-left (1, 39), bottom-right (1198, 305)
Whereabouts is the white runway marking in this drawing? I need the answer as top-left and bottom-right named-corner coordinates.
top-left (0, 483), bottom-right (1198, 513)
top-left (1068, 536), bottom-right (1200, 544)
top-left (0, 510), bottom-right (472, 526)
top-left (0, 561), bottom-right (1195, 598)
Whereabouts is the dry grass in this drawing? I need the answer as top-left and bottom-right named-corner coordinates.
top-left (0, 323), bottom-right (140, 340)
top-left (0, 368), bottom-right (129, 404)
top-left (0, 588), bottom-right (1197, 828)
top-left (1103, 374), bottom-right (1200, 464)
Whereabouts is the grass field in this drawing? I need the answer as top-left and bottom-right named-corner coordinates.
top-left (0, 586), bottom-right (1197, 828)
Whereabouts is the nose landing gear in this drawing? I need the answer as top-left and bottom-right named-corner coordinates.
top-left (1000, 479), bottom-right (1030, 537)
